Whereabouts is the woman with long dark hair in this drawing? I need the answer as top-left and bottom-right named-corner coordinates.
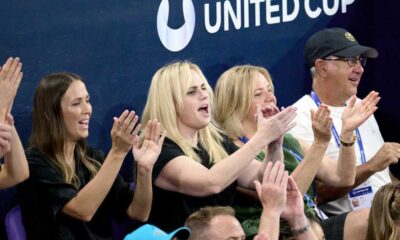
top-left (18, 72), bottom-right (164, 239)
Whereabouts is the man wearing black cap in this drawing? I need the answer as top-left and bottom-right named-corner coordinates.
top-left (290, 28), bottom-right (400, 220)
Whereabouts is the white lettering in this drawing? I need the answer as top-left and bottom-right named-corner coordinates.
top-left (224, 0), bottom-right (242, 31)
top-left (323, 0), bottom-right (339, 16)
top-left (202, 0), bottom-right (354, 34)
top-left (304, 0), bottom-right (322, 18)
top-left (341, 0), bottom-right (355, 13)
top-left (266, 0), bottom-right (280, 24)
top-left (244, 0), bottom-right (249, 28)
top-left (283, 0), bottom-right (299, 22)
top-left (205, 2), bottom-right (222, 33)
top-left (250, 0), bottom-right (264, 26)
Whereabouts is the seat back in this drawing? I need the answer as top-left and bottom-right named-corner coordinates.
top-left (5, 205), bottom-right (26, 240)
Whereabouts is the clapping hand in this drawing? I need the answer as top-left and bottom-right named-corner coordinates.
top-left (255, 105), bottom-right (296, 148)
top-left (280, 176), bottom-right (305, 222)
top-left (341, 91), bottom-right (380, 133)
top-left (110, 110), bottom-right (140, 156)
top-left (0, 58), bottom-right (23, 121)
top-left (311, 104), bottom-right (332, 144)
top-left (254, 161), bottom-right (288, 214)
top-left (132, 119), bottom-right (166, 171)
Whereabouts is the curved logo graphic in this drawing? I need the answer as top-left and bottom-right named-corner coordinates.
top-left (157, 0), bottom-right (196, 52)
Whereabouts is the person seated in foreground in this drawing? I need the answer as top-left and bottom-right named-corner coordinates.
top-left (186, 161), bottom-right (317, 240)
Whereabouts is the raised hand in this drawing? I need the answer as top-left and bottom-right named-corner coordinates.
top-left (132, 119), bottom-right (166, 171)
top-left (254, 161), bottom-right (288, 214)
top-left (110, 110), bottom-right (139, 156)
top-left (311, 104), bottom-right (332, 144)
top-left (255, 105), bottom-right (297, 148)
top-left (0, 57), bottom-right (23, 122)
top-left (341, 91), bottom-right (380, 133)
top-left (258, 106), bottom-right (285, 163)
top-left (280, 176), bottom-right (305, 221)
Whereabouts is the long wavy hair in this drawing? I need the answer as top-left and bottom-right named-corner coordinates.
top-left (29, 72), bottom-right (100, 188)
top-left (213, 65), bottom-right (274, 140)
top-left (367, 183), bottom-right (400, 240)
top-left (141, 61), bottom-right (228, 163)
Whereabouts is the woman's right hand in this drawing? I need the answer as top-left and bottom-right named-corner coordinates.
top-left (254, 105), bottom-right (297, 148)
top-left (110, 110), bottom-right (139, 156)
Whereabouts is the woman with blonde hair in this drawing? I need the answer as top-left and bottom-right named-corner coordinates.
top-left (367, 183), bottom-right (400, 240)
top-left (18, 72), bottom-right (165, 239)
top-left (213, 65), bottom-right (380, 240)
top-left (141, 61), bottom-right (297, 231)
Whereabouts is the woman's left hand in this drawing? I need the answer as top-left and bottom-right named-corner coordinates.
top-left (110, 110), bottom-right (139, 156)
top-left (132, 119), bottom-right (166, 171)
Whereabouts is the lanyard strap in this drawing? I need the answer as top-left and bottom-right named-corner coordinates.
top-left (283, 145), bottom-right (303, 162)
top-left (310, 91), bottom-right (366, 164)
top-left (239, 136), bottom-right (249, 143)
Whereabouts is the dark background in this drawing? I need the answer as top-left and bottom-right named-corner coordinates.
top-left (1, 0), bottom-right (399, 238)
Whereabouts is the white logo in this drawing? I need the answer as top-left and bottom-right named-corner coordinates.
top-left (157, 0), bottom-right (196, 52)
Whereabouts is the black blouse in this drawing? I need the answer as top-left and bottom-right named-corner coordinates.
top-left (17, 147), bottom-right (134, 240)
top-left (148, 137), bottom-right (239, 232)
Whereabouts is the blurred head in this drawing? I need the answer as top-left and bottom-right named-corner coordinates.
top-left (185, 206), bottom-right (245, 240)
top-left (213, 65), bottom-right (275, 139)
top-left (30, 72), bottom-right (98, 187)
top-left (142, 61), bottom-right (228, 163)
top-left (367, 183), bottom-right (400, 240)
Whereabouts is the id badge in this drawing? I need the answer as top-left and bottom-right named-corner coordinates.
top-left (348, 182), bottom-right (374, 211)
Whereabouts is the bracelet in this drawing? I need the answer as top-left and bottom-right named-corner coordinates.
top-left (340, 135), bottom-right (357, 147)
top-left (291, 220), bottom-right (310, 237)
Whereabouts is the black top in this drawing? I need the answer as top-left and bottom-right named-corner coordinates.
top-left (17, 147), bottom-right (134, 240)
top-left (148, 137), bottom-right (239, 231)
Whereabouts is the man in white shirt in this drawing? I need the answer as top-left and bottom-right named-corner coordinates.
top-left (290, 28), bottom-right (400, 216)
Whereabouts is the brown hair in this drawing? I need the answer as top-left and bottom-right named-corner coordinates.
top-left (30, 72), bottom-right (100, 188)
top-left (367, 183), bottom-right (400, 240)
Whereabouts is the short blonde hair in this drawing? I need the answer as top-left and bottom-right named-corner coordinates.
top-left (213, 65), bottom-right (273, 140)
top-left (185, 206), bottom-right (235, 240)
top-left (141, 61), bottom-right (228, 163)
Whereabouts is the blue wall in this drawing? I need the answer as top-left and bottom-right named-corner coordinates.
top-left (1, 0), bottom-right (399, 236)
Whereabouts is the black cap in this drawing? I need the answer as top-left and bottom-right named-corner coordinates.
top-left (305, 28), bottom-right (378, 67)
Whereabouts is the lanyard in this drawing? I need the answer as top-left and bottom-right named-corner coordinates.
top-left (310, 91), bottom-right (366, 164)
top-left (283, 145), bottom-right (303, 162)
top-left (239, 136), bottom-right (249, 143)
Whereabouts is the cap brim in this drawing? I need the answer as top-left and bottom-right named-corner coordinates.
top-left (334, 45), bottom-right (378, 58)
top-left (166, 227), bottom-right (191, 240)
